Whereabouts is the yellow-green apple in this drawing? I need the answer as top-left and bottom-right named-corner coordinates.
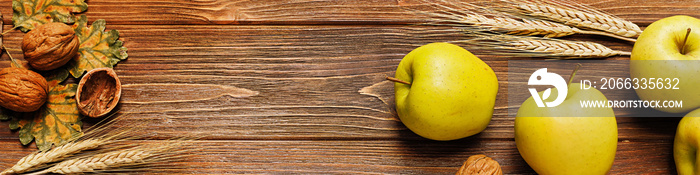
top-left (631, 15), bottom-right (700, 113)
top-left (673, 108), bottom-right (700, 175)
top-left (392, 42), bottom-right (498, 141)
top-left (516, 83), bottom-right (617, 175)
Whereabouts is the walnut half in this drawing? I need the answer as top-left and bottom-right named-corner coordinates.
top-left (76, 68), bottom-right (121, 118)
top-left (456, 154), bottom-right (503, 175)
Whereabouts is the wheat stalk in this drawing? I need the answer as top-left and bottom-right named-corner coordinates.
top-left (413, 0), bottom-right (580, 37)
top-left (409, 0), bottom-right (639, 42)
top-left (507, 0), bottom-right (642, 39)
top-left (456, 32), bottom-right (630, 58)
top-left (508, 39), bottom-right (628, 58)
top-left (463, 13), bottom-right (580, 38)
top-left (0, 139), bottom-right (105, 175)
top-left (0, 113), bottom-right (144, 175)
top-left (27, 140), bottom-right (197, 175)
top-left (463, 13), bottom-right (638, 41)
top-left (37, 149), bottom-right (154, 174)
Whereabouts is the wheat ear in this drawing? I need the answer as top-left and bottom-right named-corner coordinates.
top-left (508, 39), bottom-right (629, 58)
top-left (456, 32), bottom-right (630, 58)
top-left (0, 113), bottom-right (144, 175)
top-left (0, 139), bottom-right (104, 175)
top-left (30, 140), bottom-right (197, 175)
top-left (409, 0), bottom-right (637, 41)
top-left (508, 0), bottom-right (642, 39)
top-left (462, 13), bottom-right (579, 38)
top-left (412, 0), bottom-right (580, 37)
top-left (37, 149), bottom-right (153, 174)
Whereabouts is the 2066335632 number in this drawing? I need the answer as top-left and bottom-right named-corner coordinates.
top-left (599, 78), bottom-right (680, 90)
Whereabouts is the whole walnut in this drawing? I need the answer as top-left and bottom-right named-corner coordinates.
top-left (0, 67), bottom-right (49, 112)
top-left (456, 154), bottom-right (503, 175)
top-left (22, 22), bottom-right (80, 71)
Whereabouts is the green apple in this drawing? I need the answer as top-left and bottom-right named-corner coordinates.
top-left (515, 83), bottom-right (617, 175)
top-left (673, 108), bottom-right (700, 175)
top-left (631, 15), bottom-right (700, 113)
top-left (393, 42), bottom-right (498, 141)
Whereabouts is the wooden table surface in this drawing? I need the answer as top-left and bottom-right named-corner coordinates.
top-left (0, 0), bottom-right (697, 174)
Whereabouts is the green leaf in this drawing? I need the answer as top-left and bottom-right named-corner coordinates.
top-left (66, 15), bottom-right (128, 78)
top-left (12, 75), bottom-right (82, 151)
top-left (9, 115), bottom-right (20, 130)
top-left (0, 108), bottom-right (10, 121)
top-left (12, 0), bottom-right (88, 32)
top-left (44, 66), bottom-right (70, 82)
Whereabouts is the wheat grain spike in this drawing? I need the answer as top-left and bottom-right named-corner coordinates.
top-left (463, 13), bottom-right (580, 38)
top-left (0, 139), bottom-right (104, 175)
top-left (30, 139), bottom-right (198, 175)
top-left (1, 113), bottom-right (143, 175)
top-left (45, 149), bottom-right (153, 174)
top-left (509, 39), bottom-right (624, 58)
top-left (510, 0), bottom-right (642, 38)
top-left (410, 0), bottom-right (582, 38)
top-left (456, 32), bottom-right (630, 58)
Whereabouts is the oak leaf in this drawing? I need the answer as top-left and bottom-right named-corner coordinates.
top-left (66, 15), bottom-right (128, 78)
top-left (0, 108), bottom-right (10, 121)
top-left (12, 0), bottom-right (88, 32)
top-left (9, 69), bottom-right (82, 151)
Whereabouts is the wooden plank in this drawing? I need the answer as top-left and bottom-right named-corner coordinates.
top-left (0, 0), bottom-right (694, 174)
top-left (0, 0), bottom-right (697, 25)
top-left (0, 24), bottom-right (676, 137)
top-left (0, 24), bottom-right (681, 174)
top-left (0, 139), bottom-right (677, 174)
top-left (0, 25), bottom-right (655, 141)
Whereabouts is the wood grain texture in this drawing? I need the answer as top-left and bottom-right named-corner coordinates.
top-left (0, 0), bottom-right (696, 25)
top-left (0, 0), bottom-right (696, 174)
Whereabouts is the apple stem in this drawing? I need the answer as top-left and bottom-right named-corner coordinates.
top-left (386, 76), bottom-right (411, 85)
top-left (682, 28), bottom-right (692, 55)
top-left (567, 63), bottom-right (582, 87)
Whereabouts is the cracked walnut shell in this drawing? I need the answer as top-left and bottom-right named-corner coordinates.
top-left (22, 22), bottom-right (80, 71)
top-left (456, 154), bottom-right (503, 175)
top-left (0, 67), bottom-right (48, 112)
top-left (76, 68), bottom-right (121, 118)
